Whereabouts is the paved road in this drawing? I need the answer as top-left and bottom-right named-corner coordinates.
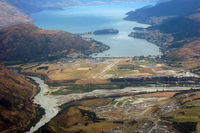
top-left (93, 59), bottom-right (121, 78)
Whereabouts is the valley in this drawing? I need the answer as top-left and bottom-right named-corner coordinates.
top-left (8, 56), bottom-right (200, 132)
top-left (0, 0), bottom-right (200, 132)
top-left (0, 63), bottom-right (44, 133)
top-left (15, 57), bottom-right (198, 83)
top-left (23, 73), bottom-right (200, 133)
top-left (31, 3), bottom-right (161, 57)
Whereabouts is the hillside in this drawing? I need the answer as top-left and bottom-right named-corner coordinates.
top-left (150, 17), bottom-right (200, 41)
top-left (0, 0), bottom-right (169, 28)
top-left (0, 63), bottom-right (41, 132)
top-left (125, 0), bottom-right (200, 25)
top-left (130, 17), bottom-right (200, 69)
top-left (127, 0), bottom-right (200, 70)
top-left (0, 0), bottom-right (159, 28)
top-left (166, 40), bottom-right (200, 69)
top-left (6, 0), bottom-right (159, 14)
top-left (130, 17), bottom-right (200, 50)
top-left (0, 1), bottom-right (32, 28)
top-left (0, 24), bottom-right (109, 62)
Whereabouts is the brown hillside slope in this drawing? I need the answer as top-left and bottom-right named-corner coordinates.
top-left (0, 1), bottom-right (32, 28)
top-left (0, 24), bottom-right (109, 62)
top-left (0, 63), bottom-right (40, 133)
top-left (166, 39), bottom-right (200, 69)
top-left (188, 11), bottom-right (200, 22)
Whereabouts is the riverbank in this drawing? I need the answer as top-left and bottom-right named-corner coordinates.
top-left (0, 63), bottom-right (42, 133)
top-left (7, 55), bottom-right (198, 133)
top-left (27, 77), bottom-right (60, 133)
top-left (25, 75), bottom-right (200, 132)
top-left (35, 79), bottom-right (200, 133)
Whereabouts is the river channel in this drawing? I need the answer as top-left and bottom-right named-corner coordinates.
top-left (27, 76), bottom-right (200, 132)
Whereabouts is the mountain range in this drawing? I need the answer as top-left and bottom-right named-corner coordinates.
top-left (0, 1), bottom-right (32, 29)
top-left (125, 0), bottom-right (200, 25)
top-left (6, 0), bottom-right (163, 13)
top-left (0, 63), bottom-right (41, 132)
top-left (0, 24), bottom-right (109, 62)
top-left (127, 0), bottom-right (200, 70)
top-left (0, 0), bottom-right (199, 132)
top-left (0, 0), bottom-right (167, 28)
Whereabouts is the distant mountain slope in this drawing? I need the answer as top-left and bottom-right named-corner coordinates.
top-left (157, 0), bottom-right (171, 4)
top-left (0, 63), bottom-right (40, 132)
top-left (0, 24), bottom-right (109, 62)
top-left (125, 0), bottom-right (200, 25)
top-left (130, 17), bottom-right (200, 49)
top-left (130, 16), bottom-right (200, 69)
top-left (0, 1), bottom-right (32, 28)
top-left (127, 0), bottom-right (200, 70)
top-left (166, 40), bottom-right (200, 69)
top-left (6, 0), bottom-right (159, 14)
top-left (0, 0), bottom-right (161, 28)
top-left (5, 0), bottom-right (69, 14)
top-left (150, 17), bottom-right (200, 41)
top-left (0, 0), bottom-right (158, 28)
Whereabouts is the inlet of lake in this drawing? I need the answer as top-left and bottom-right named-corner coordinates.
top-left (31, 2), bottom-right (161, 57)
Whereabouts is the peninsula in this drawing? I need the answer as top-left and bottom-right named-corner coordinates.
top-left (78, 29), bottom-right (119, 35)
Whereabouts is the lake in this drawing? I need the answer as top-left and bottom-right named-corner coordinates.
top-left (31, 2), bottom-right (161, 57)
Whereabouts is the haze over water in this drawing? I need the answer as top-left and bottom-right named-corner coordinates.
top-left (31, 2), bottom-right (161, 57)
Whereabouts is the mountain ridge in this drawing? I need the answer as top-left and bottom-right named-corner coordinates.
top-left (5, 0), bottom-right (160, 14)
top-left (0, 1), bottom-right (32, 28)
top-left (127, 0), bottom-right (200, 70)
top-left (0, 63), bottom-right (42, 132)
top-left (0, 24), bottom-right (109, 62)
top-left (125, 0), bottom-right (200, 25)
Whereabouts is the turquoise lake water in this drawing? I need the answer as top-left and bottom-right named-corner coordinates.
top-left (31, 2), bottom-right (161, 57)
